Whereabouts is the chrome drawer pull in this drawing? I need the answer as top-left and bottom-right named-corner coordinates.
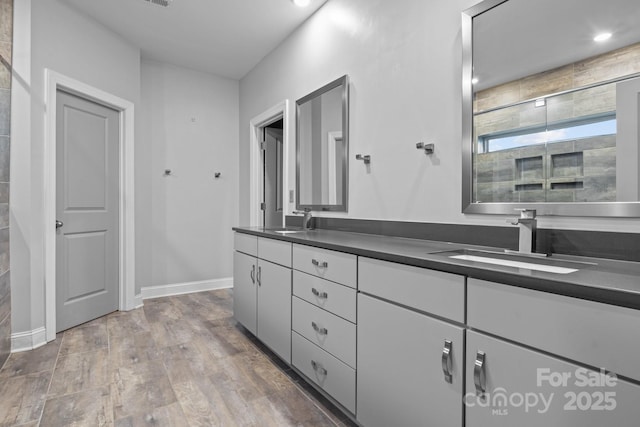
top-left (250, 265), bottom-right (255, 284)
top-left (311, 288), bottom-right (328, 299)
top-left (441, 339), bottom-right (453, 384)
top-left (311, 360), bottom-right (328, 376)
top-left (311, 321), bottom-right (328, 335)
top-left (311, 259), bottom-right (328, 268)
top-left (474, 350), bottom-right (487, 398)
top-left (256, 266), bottom-right (262, 286)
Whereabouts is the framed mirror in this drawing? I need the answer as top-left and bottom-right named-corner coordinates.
top-left (296, 75), bottom-right (349, 212)
top-left (462, 0), bottom-right (640, 216)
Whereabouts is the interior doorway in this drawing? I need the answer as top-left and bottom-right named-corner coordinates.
top-left (248, 100), bottom-right (290, 228)
top-left (262, 119), bottom-right (284, 228)
top-left (44, 69), bottom-right (136, 343)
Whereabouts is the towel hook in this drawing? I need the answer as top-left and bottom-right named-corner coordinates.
top-left (355, 154), bottom-right (371, 164)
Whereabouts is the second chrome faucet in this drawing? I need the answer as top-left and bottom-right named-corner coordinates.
top-left (509, 209), bottom-right (539, 254)
top-left (293, 208), bottom-right (314, 230)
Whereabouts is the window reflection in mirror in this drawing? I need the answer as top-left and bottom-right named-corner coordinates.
top-left (463, 0), bottom-right (640, 216)
top-left (296, 75), bottom-right (349, 211)
top-left (473, 83), bottom-right (618, 203)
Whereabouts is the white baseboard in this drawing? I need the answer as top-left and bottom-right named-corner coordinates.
top-left (133, 294), bottom-right (144, 309)
top-left (141, 277), bottom-right (233, 300)
top-left (11, 327), bottom-right (47, 353)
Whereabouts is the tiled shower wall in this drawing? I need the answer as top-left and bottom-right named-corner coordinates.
top-left (0, 0), bottom-right (12, 368)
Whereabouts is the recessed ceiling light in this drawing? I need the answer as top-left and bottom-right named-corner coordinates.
top-left (471, 77), bottom-right (479, 85)
top-left (594, 32), bottom-right (612, 42)
top-left (293, 0), bottom-right (311, 7)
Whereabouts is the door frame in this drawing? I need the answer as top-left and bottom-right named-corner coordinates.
top-left (248, 100), bottom-right (290, 227)
top-left (43, 69), bottom-right (136, 341)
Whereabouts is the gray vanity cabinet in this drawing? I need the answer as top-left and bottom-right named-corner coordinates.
top-left (466, 278), bottom-right (640, 427)
top-left (357, 257), bottom-right (466, 427)
top-left (291, 244), bottom-right (358, 413)
top-left (255, 259), bottom-right (292, 362)
top-left (233, 234), bottom-right (292, 363)
top-left (358, 293), bottom-right (464, 427)
top-left (233, 250), bottom-right (258, 335)
top-left (233, 230), bottom-right (640, 427)
top-left (466, 330), bottom-right (640, 426)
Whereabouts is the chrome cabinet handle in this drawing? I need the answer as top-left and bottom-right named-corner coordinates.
top-left (311, 360), bottom-right (327, 376)
top-left (311, 321), bottom-right (328, 335)
top-left (311, 288), bottom-right (328, 299)
top-left (474, 351), bottom-right (487, 398)
top-left (250, 264), bottom-right (255, 284)
top-left (256, 266), bottom-right (261, 286)
top-left (311, 259), bottom-right (328, 268)
top-left (441, 339), bottom-right (453, 384)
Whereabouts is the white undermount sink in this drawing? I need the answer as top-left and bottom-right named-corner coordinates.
top-left (266, 228), bottom-right (307, 235)
top-left (434, 249), bottom-right (591, 274)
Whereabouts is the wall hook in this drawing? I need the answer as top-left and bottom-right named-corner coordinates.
top-left (164, 169), bottom-right (172, 176)
top-left (416, 142), bottom-right (435, 155)
top-left (214, 172), bottom-right (221, 178)
top-left (355, 154), bottom-right (371, 164)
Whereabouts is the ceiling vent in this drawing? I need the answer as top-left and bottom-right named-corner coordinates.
top-left (144, 0), bottom-right (171, 7)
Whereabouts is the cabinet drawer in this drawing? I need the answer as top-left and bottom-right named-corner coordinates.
top-left (292, 271), bottom-right (356, 322)
top-left (292, 244), bottom-right (357, 288)
top-left (468, 278), bottom-right (640, 382)
top-left (258, 237), bottom-right (291, 267)
top-left (234, 233), bottom-right (257, 256)
top-left (292, 332), bottom-right (356, 414)
top-left (358, 257), bottom-right (465, 323)
top-left (292, 297), bottom-right (356, 368)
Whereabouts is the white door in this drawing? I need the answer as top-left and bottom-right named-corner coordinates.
top-left (55, 90), bottom-right (120, 332)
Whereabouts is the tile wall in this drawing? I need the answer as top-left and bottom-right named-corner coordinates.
top-left (0, 0), bottom-right (12, 368)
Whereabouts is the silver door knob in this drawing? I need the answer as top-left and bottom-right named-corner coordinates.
top-left (56, 220), bottom-right (64, 229)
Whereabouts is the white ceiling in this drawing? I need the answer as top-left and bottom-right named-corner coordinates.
top-left (61, 0), bottom-right (328, 79)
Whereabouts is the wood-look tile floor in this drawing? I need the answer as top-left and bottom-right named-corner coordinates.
top-left (0, 289), bottom-right (356, 427)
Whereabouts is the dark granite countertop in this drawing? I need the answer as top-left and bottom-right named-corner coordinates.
top-left (233, 226), bottom-right (640, 310)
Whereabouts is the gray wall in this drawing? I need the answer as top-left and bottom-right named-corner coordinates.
top-left (0, 0), bottom-right (11, 367)
top-left (239, 0), bottom-right (640, 234)
top-left (137, 60), bottom-right (239, 289)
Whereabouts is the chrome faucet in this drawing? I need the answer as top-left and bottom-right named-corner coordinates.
top-left (293, 208), bottom-right (314, 230)
top-left (509, 209), bottom-right (537, 254)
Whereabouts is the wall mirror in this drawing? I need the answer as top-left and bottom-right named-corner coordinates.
top-left (296, 75), bottom-right (349, 212)
top-left (462, 0), bottom-right (640, 216)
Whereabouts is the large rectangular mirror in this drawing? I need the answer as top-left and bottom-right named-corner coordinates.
top-left (462, 0), bottom-right (640, 216)
top-left (296, 75), bottom-right (349, 212)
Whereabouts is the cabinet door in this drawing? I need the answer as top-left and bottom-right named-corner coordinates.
top-left (257, 259), bottom-right (292, 363)
top-left (357, 294), bottom-right (464, 427)
top-left (233, 251), bottom-right (257, 335)
top-left (466, 331), bottom-right (640, 427)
